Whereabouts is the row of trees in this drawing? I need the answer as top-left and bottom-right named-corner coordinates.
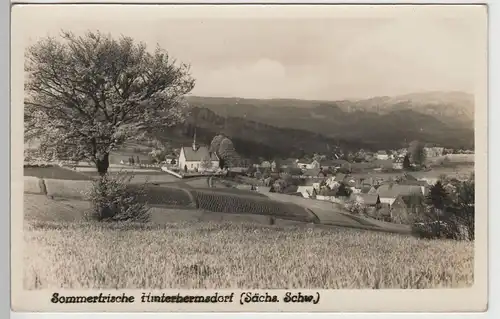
top-left (421, 175), bottom-right (475, 240)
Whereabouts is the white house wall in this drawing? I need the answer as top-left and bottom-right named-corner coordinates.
top-left (380, 197), bottom-right (396, 206)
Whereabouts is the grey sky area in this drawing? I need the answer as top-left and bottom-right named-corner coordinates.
top-left (18, 5), bottom-right (484, 100)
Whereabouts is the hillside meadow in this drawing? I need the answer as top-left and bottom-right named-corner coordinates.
top-left (23, 199), bottom-right (474, 290)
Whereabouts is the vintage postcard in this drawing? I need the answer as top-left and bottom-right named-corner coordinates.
top-left (11, 3), bottom-right (488, 313)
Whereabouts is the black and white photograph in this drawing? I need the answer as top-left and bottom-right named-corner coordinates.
top-left (11, 3), bottom-right (488, 312)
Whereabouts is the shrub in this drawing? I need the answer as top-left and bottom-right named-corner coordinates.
top-left (345, 200), bottom-right (367, 215)
top-left (411, 221), bottom-right (469, 241)
top-left (84, 171), bottom-right (150, 223)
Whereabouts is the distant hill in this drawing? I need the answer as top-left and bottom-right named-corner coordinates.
top-left (157, 107), bottom-right (371, 160)
top-left (186, 91), bottom-right (474, 127)
top-left (183, 91), bottom-right (474, 153)
top-left (24, 92), bottom-right (476, 162)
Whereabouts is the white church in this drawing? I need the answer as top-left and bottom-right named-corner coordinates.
top-left (177, 132), bottom-right (219, 172)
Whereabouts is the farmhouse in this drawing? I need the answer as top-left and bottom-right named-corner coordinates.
top-left (424, 147), bottom-right (444, 157)
top-left (260, 161), bottom-right (272, 168)
top-left (281, 158), bottom-right (299, 168)
top-left (392, 157), bottom-right (404, 170)
top-left (178, 136), bottom-right (219, 172)
top-left (376, 184), bottom-right (423, 206)
top-left (351, 193), bottom-right (381, 208)
top-left (390, 193), bottom-right (426, 224)
top-left (376, 150), bottom-right (389, 160)
top-left (302, 168), bottom-right (326, 178)
top-left (297, 186), bottom-right (315, 198)
top-left (297, 159), bottom-right (320, 170)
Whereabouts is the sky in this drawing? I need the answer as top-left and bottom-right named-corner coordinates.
top-left (14, 4), bottom-right (486, 101)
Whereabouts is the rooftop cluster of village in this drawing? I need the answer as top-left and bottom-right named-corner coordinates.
top-left (147, 135), bottom-right (473, 226)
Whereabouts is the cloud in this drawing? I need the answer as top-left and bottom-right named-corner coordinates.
top-left (193, 59), bottom-right (323, 99)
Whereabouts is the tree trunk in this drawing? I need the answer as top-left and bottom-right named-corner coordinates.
top-left (96, 152), bottom-right (110, 177)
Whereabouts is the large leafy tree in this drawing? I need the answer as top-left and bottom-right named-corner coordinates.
top-left (402, 154), bottom-right (411, 170)
top-left (449, 176), bottom-right (475, 240)
top-left (210, 134), bottom-right (239, 169)
top-left (408, 140), bottom-right (426, 166)
top-left (421, 175), bottom-right (475, 240)
top-left (24, 31), bottom-right (195, 175)
top-left (427, 180), bottom-right (449, 212)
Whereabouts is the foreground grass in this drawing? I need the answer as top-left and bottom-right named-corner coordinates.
top-left (24, 166), bottom-right (92, 181)
top-left (24, 220), bottom-right (474, 290)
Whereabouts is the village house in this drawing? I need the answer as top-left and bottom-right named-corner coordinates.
top-left (376, 184), bottom-right (423, 206)
top-left (365, 186), bottom-right (378, 194)
top-left (324, 176), bottom-right (340, 190)
top-left (316, 194), bottom-right (344, 204)
top-left (260, 161), bottom-right (272, 168)
top-left (256, 186), bottom-right (271, 193)
top-left (302, 168), bottom-right (326, 178)
top-left (297, 185), bottom-right (315, 198)
top-left (444, 182), bottom-right (457, 195)
top-left (297, 159), bottom-right (320, 170)
top-left (376, 150), bottom-right (389, 160)
top-left (390, 193), bottom-right (426, 224)
top-left (424, 147), bottom-right (444, 157)
top-left (280, 158), bottom-right (299, 169)
top-left (326, 159), bottom-right (351, 170)
top-left (178, 135), bottom-right (219, 172)
top-left (164, 156), bottom-right (177, 166)
top-left (319, 159), bottom-right (340, 170)
top-left (332, 152), bottom-right (343, 160)
top-left (334, 172), bottom-right (347, 183)
top-left (392, 157), bottom-right (404, 170)
top-left (398, 174), bottom-right (429, 195)
top-left (351, 193), bottom-right (381, 209)
top-left (419, 177), bottom-right (439, 186)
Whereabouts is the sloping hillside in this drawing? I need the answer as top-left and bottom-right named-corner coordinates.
top-left (183, 92), bottom-right (474, 151)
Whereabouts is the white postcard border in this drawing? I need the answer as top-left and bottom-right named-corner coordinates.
top-left (6, 1), bottom-right (495, 316)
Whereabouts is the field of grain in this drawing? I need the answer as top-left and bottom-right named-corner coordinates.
top-left (190, 189), bottom-right (316, 222)
top-left (23, 219), bottom-right (474, 289)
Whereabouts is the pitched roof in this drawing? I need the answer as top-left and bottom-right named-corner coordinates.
top-left (335, 173), bottom-right (346, 181)
top-left (320, 159), bottom-right (342, 167)
top-left (404, 173), bottom-right (418, 181)
top-left (297, 186), bottom-right (314, 195)
top-left (399, 180), bottom-right (428, 187)
top-left (297, 159), bottom-right (315, 164)
top-left (360, 185), bottom-right (372, 194)
top-left (256, 186), bottom-right (271, 193)
top-left (399, 194), bottom-right (424, 207)
top-left (181, 146), bottom-right (218, 162)
top-left (302, 168), bottom-right (323, 176)
top-left (327, 159), bottom-right (349, 166)
top-left (376, 184), bottom-right (423, 199)
top-left (281, 158), bottom-right (298, 166)
top-left (357, 194), bottom-right (380, 205)
top-left (346, 179), bottom-right (356, 187)
top-left (283, 185), bottom-right (299, 194)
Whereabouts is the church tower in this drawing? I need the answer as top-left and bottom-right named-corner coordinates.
top-left (192, 129), bottom-right (197, 151)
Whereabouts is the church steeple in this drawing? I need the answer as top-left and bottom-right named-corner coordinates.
top-left (192, 129), bottom-right (197, 151)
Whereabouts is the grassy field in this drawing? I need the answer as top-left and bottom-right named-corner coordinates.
top-left (23, 194), bottom-right (474, 290)
top-left (23, 219), bottom-right (474, 289)
top-left (22, 166), bottom-right (474, 289)
top-left (22, 167), bottom-right (410, 230)
top-left (24, 166), bottom-right (93, 181)
top-left (350, 164), bottom-right (474, 181)
top-left (24, 165), bottom-right (180, 184)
